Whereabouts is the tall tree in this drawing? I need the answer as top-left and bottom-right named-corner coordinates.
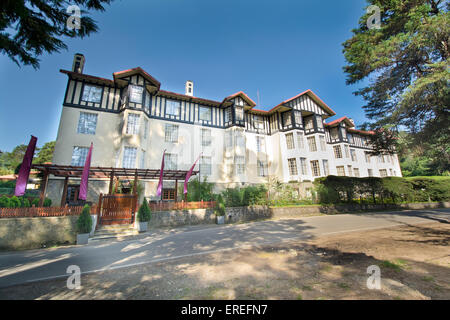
top-left (34, 141), bottom-right (55, 164)
top-left (343, 0), bottom-right (449, 172)
top-left (0, 0), bottom-right (112, 69)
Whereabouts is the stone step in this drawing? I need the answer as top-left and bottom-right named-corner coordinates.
top-left (96, 224), bottom-right (134, 231)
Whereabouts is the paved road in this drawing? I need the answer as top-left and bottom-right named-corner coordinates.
top-left (0, 208), bottom-right (449, 288)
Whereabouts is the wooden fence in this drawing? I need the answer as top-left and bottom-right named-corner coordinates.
top-left (149, 201), bottom-right (216, 212)
top-left (0, 204), bottom-right (98, 218)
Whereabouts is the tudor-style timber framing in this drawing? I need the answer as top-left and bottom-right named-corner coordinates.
top-left (47, 56), bottom-right (402, 206)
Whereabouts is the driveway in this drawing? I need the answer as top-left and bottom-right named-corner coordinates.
top-left (0, 208), bottom-right (449, 288)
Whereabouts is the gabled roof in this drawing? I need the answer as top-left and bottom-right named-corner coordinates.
top-left (222, 91), bottom-right (257, 107)
top-left (271, 89), bottom-right (336, 116)
top-left (325, 116), bottom-right (355, 128)
top-left (347, 128), bottom-right (375, 135)
top-left (113, 67), bottom-right (161, 89)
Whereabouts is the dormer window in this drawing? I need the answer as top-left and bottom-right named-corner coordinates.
top-left (82, 84), bottom-right (102, 103)
top-left (199, 106), bottom-right (211, 121)
top-left (129, 85), bottom-right (144, 103)
top-left (166, 99), bottom-right (181, 116)
top-left (282, 112), bottom-right (292, 127)
top-left (235, 106), bottom-right (244, 121)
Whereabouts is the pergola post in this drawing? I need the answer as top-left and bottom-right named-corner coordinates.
top-left (38, 170), bottom-right (49, 207)
top-left (108, 169), bottom-right (115, 195)
top-left (174, 179), bottom-right (178, 202)
top-left (133, 169), bottom-right (138, 195)
top-left (60, 176), bottom-right (69, 207)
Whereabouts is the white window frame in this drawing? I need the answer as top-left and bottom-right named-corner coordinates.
top-left (199, 106), bottom-right (211, 121)
top-left (129, 85), bottom-right (144, 103)
top-left (165, 124), bottom-right (179, 143)
top-left (77, 112), bottom-right (98, 135)
top-left (166, 99), bottom-right (181, 116)
top-left (126, 113), bottom-right (140, 135)
top-left (71, 146), bottom-right (89, 166)
top-left (81, 84), bottom-right (102, 103)
top-left (123, 147), bottom-right (137, 169)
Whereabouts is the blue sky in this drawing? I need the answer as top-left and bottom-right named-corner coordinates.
top-left (0, 0), bottom-right (369, 151)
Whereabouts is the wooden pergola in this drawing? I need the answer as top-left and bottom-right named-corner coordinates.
top-left (32, 164), bottom-right (198, 207)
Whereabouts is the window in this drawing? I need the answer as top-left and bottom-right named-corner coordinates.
top-left (294, 111), bottom-right (302, 126)
top-left (129, 85), bottom-right (144, 103)
top-left (257, 160), bottom-right (268, 177)
top-left (347, 165), bottom-right (353, 176)
top-left (77, 112), bottom-right (98, 135)
top-left (330, 127), bottom-right (339, 140)
top-left (143, 118), bottom-right (148, 139)
top-left (393, 170), bottom-right (396, 176)
top-left (311, 160), bottom-right (321, 177)
top-left (350, 149), bottom-right (357, 162)
top-left (162, 189), bottom-right (176, 201)
top-left (340, 127), bottom-right (347, 140)
top-left (322, 159), bottom-right (329, 176)
top-left (389, 169), bottom-right (393, 176)
top-left (288, 158), bottom-right (298, 176)
top-left (379, 155), bottom-right (385, 163)
top-left (333, 145), bottom-right (343, 159)
top-left (71, 147), bottom-right (89, 166)
top-left (282, 112), bottom-right (292, 127)
top-left (200, 156), bottom-right (211, 175)
top-left (344, 145), bottom-right (350, 158)
top-left (353, 168), bottom-right (360, 177)
top-left (347, 133), bottom-right (354, 144)
top-left (81, 84), bottom-right (102, 103)
top-left (316, 116), bottom-right (323, 129)
top-left (254, 116), bottom-right (264, 130)
top-left (256, 136), bottom-right (266, 153)
top-left (165, 124), bottom-right (178, 143)
top-left (307, 136), bottom-right (317, 152)
top-left (319, 135), bottom-right (326, 151)
top-left (165, 153), bottom-right (177, 170)
top-left (166, 99), bottom-right (181, 116)
top-left (144, 91), bottom-right (151, 112)
top-left (224, 108), bottom-right (232, 123)
top-left (336, 166), bottom-right (345, 176)
top-left (365, 152), bottom-right (371, 163)
top-left (126, 113), bottom-right (140, 135)
top-left (199, 106), bottom-right (211, 121)
top-left (297, 132), bottom-right (304, 149)
top-left (299, 158), bottom-right (308, 175)
top-left (201, 129), bottom-right (211, 147)
top-left (235, 156), bottom-right (245, 174)
top-left (304, 117), bottom-right (314, 130)
top-left (368, 169), bottom-right (374, 177)
top-left (123, 147), bottom-right (137, 168)
top-left (286, 133), bottom-right (295, 150)
top-left (140, 150), bottom-right (146, 169)
top-left (235, 106), bottom-right (244, 121)
top-left (379, 169), bottom-right (388, 177)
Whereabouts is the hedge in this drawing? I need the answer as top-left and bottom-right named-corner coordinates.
top-left (314, 176), bottom-right (450, 204)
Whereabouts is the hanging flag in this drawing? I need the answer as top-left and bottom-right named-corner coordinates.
top-left (156, 150), bottom-right (166, 197)
top-left (184, 153), bottom-right (202, 195)
top-left (14, 136), bottom-right (38, 197)
top-left (78, 142), bottom-right (93, 201)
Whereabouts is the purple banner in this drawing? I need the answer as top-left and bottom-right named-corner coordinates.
top-left (78, 143), bottom-right (93, 201)
top-left (156, 150), bottom-right (166, 197)
top-left (184, 153), bottom-right (202, 194)
top-left (14, 136), bottom-right (38, 197)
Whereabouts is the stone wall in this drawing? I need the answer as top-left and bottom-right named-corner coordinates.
top-left (0, 216), bottom-right (79, 251)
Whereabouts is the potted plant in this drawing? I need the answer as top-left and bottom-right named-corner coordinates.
top-left (215, 195), bottom-right (226, 225)
top-left (76, 204), bottom-right (92, 245)
top-left (136, 198), bottom-right (151, 232)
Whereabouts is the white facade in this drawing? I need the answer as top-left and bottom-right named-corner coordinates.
top-left (52, 56), bottom-right (402, 199)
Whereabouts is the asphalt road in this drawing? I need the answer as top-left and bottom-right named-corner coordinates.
top-left (0, 208), bottom-right (449, 288)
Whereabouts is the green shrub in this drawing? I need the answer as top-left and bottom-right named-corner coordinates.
top-left (222, 187), bottom-right (244, 207)
top-left (76, 205), bottom-right (92, 234)
top-left (31, 198), bottom-right (39, 207)
top-left (9, 196), bottom-right (21, 208)
top-left (183, 178), bottom-right (216, 201)
top-left (214, 195), bottom-right (226, 216)
top-left (22, 198), bottom-right (31, 207)
top-left (0, 195), bottom-right (10, 208)
top-left (137, 198), bottom-right (151, 222)
top-left (242, 185), bottom-right (267, 206)
top-left (43, 198), bottom-right (52, 207)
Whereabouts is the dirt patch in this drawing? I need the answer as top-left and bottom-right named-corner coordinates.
top-left (1, 222), bottom-right (449, 300)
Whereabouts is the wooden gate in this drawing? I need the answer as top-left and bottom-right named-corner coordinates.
top-left (98, 193), bottom-right (137, 225)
